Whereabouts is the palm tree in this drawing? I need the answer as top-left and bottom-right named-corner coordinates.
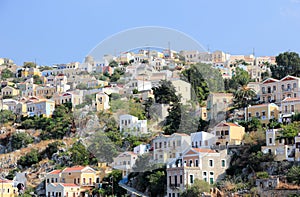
top-left (234, 85), bottom-right (256, 108)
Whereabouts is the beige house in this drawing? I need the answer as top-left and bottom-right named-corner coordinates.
top-left (261, 129), bottom-right (294, 161)
top-left (0, 179), bottom-right (18, 197)
top-left (152, 133), bottom-right (191, 164)
top-left (17, 80), bottom-right (37, 97)
top-left (207, 93), bottom-right (234, 122)
top-left (1, 86), bottom-right (19, 97)
top-left (280, 97), bottom-right (300, 123)
top-left (45, 166), bottom-right (100, 197)
top-left (46, 183), bottom-right (80, 197)
top-left (170, 79), bottom-right (191, 105)
top-left (166, 148), bottom-right (229, 197)
top-left (245, 103), bottom-right (279, 126)
top-left (211, 122), bottom-right (245, 146)
top-left (51, 92), bottom-right (83, 108)
top-left (35, 85), bottom-right (57, 98)
top-left (95, 92), bottom-right (110, 111)
top-left (112, 151), bottom-right (138, 178)
top-left (260, 75), bottom-right (300, 104)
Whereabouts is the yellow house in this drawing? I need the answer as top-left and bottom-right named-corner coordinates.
top-left (211, 122), bottom-right (245, 146)
top-left (60, 166), bottom-right (98, 186)
top-left (46, 166), bottom-right (100, 196)
top-left (95, 92), bottom-right (110, 111)
top-left (0, 179), bottom-right (18, 197)
top-left (246, 103), bottom-right (279, 126)
top-left (280, 97), bottom-right (300, 123)
top-left (1, 86), bottom-right (19, 97)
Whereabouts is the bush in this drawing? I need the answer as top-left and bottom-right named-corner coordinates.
top-left (17, 149), bottom-right (41, 168)
top-left (11, 132), bottom-right (34, 150)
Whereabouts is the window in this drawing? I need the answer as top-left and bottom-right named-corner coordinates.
top-left (210, 177), bottom-right (214, 184)
top-left (164, 142), bottom-right (167, 148)
top-left (292, 105), bottom-right (295, 112)
top-left (169, 176), bottom-right (172, 184)
top-left (269, 138), bottom-right (272, 144)
top-left (256, 112), bottom-right (260, 117)
top-left (180, 175), bottom-right (183, 184)
top-left (195, 159), bottom-right (199, 167)
top-left (248, 113), bottom-right (251, 118)
top-left (293, 83), bottom-right (296, 88)
top-left (273, 86), bottom-right (276, 91)
top-left (294, 93), bottom-right (297, 98)
top-left (174, 175), bottom-right (177, 185)
top-left (190, 175), bottom-right (194, 184)
top-left (209, 159), bottom-right (213, 167)
top-left (221, 160), bottom-right (226, 167)
top-left (189, 160), bottom-right (193, 167)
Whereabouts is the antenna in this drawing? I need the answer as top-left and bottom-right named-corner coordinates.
top-left (168, 41), bottom-right (171, 59)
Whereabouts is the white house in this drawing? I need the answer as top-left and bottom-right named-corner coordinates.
top-left (133, 144), bottom-right (149, 155)
top-left (112, 151), bottom-right (138, 178)
top-left (190, 131), bottom-right (216, 148)
top-left (119, 114), bottom-right (148, 135)
top-left (46, 183), bottom-right (80, 197)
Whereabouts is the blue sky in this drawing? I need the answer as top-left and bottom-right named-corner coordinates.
top-left (1, 0), bottom-right (300, 65)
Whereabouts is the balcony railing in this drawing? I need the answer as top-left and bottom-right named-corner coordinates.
top-left (169, 183), bottom-right (181, 189)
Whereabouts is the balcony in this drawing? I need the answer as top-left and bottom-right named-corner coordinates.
top-left (169, 183), bottom-right (181, 189)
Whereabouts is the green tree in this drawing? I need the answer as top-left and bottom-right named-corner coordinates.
top-left (230, 67), bottom-right (251, 90)
top-left (278, 122), bottom-right (300, 144)
top-left (109, 68), bottom-right (124, 82)
top-left (0, 110), bottom-right (16, 123)
top-left (87, 131), bottom-right (119, 163)
top-left (233, 86), bottom-right (256, 108)
top-left (70, 142), bottom-right (89, 166)
top-left (1, 68), bottom-right (14, 79)
top-left (17, 149), bottom-right (40, 168)
top-left (132, 89), bottom-right (139, 94)
top-left (287, 166), bottom-right (300, 185)
top-left (238, 117), bottom-right (262, 132)
top-left (102, 170), bottom-right (126, 196)
top-left (33, 75), bottom-right (43, 84)
top-left (129, 100), bottom-right (146, 120)
top-left (152, 80), bottom-right (179, 104)
top-left (23, 62), bottom-right (36, 68)
top-left (148, 170), bottom-right (166, 197)
top-left (271, 51), bottom-right (300, 79)
top-left (144, 97), bottom-right (154, 119)
top-left (181, 64), bottom-right (210, 103)
top-left (256, 171), bottom-right (269, 179)
top-left (109, 60), bottom-right (118, 67)
top-left (181, 179), bottom-right (210, 197)
top-left (164, 102), bottom-right (182, 135)
top-left (11, 132), bottom-right (34, 150)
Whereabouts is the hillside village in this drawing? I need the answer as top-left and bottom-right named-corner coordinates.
top-left (1, 49), bottom-right (300, 197)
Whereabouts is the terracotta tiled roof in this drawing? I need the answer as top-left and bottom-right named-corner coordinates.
top-left (224, 122), bottom-right (240, 127)
top-left (192, 148), bottom-right (215, 153)
top-left (282, 97), bottom-right (300, 102)
top-left (49, 170), bottom-right (62, 175)
top-left (60, 183), bottom-right (80, 187)
top-left (62, 166), bottom-right (85, 173)
top-left (0, 179), bottom-right (12, 183)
